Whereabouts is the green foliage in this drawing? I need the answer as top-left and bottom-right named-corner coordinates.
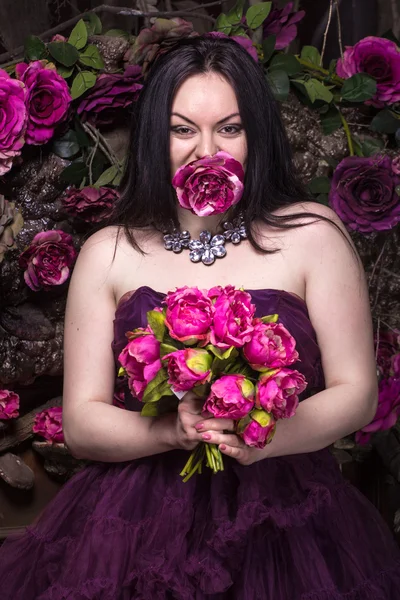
top-left (269, 54), bottom-right (302, 76)
top-left (320, 106), bottom-right (342, 134)
top-left (48, 41), bottom-right (79, 67)
top-left (83, 12), bottom-right (102, 36)
top-left (68, 19), bottom-right (88, 50)
top-left (267, 69), bottom-right (290, 101)
top-left (24, 35), bottom-right (47, 61)
top-left (261, 35), bottom-right (276, 64)
top-left (370, 109), bottom-right (400, 134)
top-left (70, 70), bottom-right (97, 99)
top-left (341, 73), bottom-right (377, 102)
top-left (246, 2), bottom-right (272, 29)
top-left (300, 45), bottom-right (321, 66)
top-left (79, 45), bottom-right (104, 70)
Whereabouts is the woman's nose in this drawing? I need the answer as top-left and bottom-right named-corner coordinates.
top-left (194, 133), bottom-right (218, 158)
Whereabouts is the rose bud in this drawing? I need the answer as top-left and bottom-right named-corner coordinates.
top-left (118, 332), bottom-right (161, 400)
top-left (237, 408), bottom-right (276, 449)
top-left (163, 348), bottom-right (212, 392)
top-left (243, 319), bottom-right (299, 371)
top-left (256, 368), bottom-right (307, 420)
top-left (204, 374), bottom-right (254, 419)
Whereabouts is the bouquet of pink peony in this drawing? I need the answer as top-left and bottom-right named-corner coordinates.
top-left (118, 285), bottom-right (307, 481)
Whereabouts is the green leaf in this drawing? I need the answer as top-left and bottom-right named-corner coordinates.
top-left (251, 408), bottom-right (274, 427)
top-left (24, 35), bottom-right (47, 61)
top-left (104, 29), bottom-right (131, 39)
top-left (83, 12), bottom-right (102, 35)
top-left (60, 160), bottom-right (89, 184)
top-left (300, 45), bottom-right (321, 66)
top-left (293, 78), bottom-right (333, 104)
top-left (230, 26), bottom-right (247, 36)
top-left (261, 35), bottom-right (276, 64)
top-left (381, 29), bottom-right (400, 45)
top-left (74, 119), bottom-right (91, 147)
top-left (341, 73), bottom-right (377, 102)
top-left (370, 109), bottom-right (400, 134)
top-left (57, 65), bottom-right (74, 79)
top-left (206, 345), bottom-right (238, 361)
top-left (246, 2), bottom-right (272, 29)
top-left (70, 70), bottom-right (97, 99)
top-left (160, 343), bottom-right (178, 357)
top-left (260, 313), bottom-right (279, 323)
top-left (118, 367), bottom-right (125, 377)
top-left (320, 106), bottom-right (342, 134)
top-left (227, 0), bottom-right (245, 24)
top-left (267, 69), bottom-right (290, 101)
top-left (48, 41), bottom-right (80, 67)
top-left (52, 130), bottom-right (80, 159)
top-left (142, 369), bottom-right (169, 403)
top-left (141, 403), bottom-right (159, 417)
top-left (68, 19), bottom-right (88, 50)
top-left (359, 136), bottom-right (384, 157)
top-left (269, 53), bottom-right (302, 76)
top-left (93, 164), bottom-right (118, 187)
top-left (79, 44), bottom-right (104, 70)
top-left (215, 13), bottom-right (232, 35)
top-left (328, 58), bottom-right (337, 76)
top-left (147, 309), bottom-right (166, 342)
top-left (316, 193), bottom-right (329, 206)
top-left (308, 176), bottom-right (331, 195)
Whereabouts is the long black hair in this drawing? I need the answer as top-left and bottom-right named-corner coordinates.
top-left (108, 35), bottom-right (354, 255)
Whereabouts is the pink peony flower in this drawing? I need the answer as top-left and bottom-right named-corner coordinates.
top-left (237, 409), bottom-right (276, 448)
top-left (77, 66), bottom-right (143, 126)
top-left (336, 36), bottom-right (400, 107)
top-left (19, 230), bottom-right (77, 292)
top-left (204, 374), bottom-right (254, 419)
top-left (16, 60), bottom-right (72, 145)
top-left (329, 155), bottom-right (400, 234)
top-left (209, 285), bottom-right (255, 349)
top-left (243, 319), bottom-right (299, 371)
top-left (163, 348), bottom-right (212, 392)
top-left (51, 34), bottom-right (67, 42)
top-left (62, 186), bottom-right (119, 223)
top-left (0, 389), bottom-right (20, 420)
top-left (207, 31), bottom-right (258, 62)
top-left (263, 1), bottom-right (305, 50)
top-left (172, 151), bottom-right (244, 217)
top-left (119, 331), bottom-right (161, 400)
top-left (355, 377), bottom-right (400, 445)
top-left (164, 286), bottom-right (214, 345)
top-left (33, 406), bottom-right (64, 443)
top-left (0, 70), bottom-right (27, 175)
top-left (256, 367), bottom-right (307, 419)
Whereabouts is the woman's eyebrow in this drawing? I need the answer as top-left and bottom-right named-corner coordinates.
top-left (171, 112), bottom-right (241, 126)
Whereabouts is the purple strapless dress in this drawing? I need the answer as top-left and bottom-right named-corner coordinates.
top-left (1, 287), bottom-right (400, 599)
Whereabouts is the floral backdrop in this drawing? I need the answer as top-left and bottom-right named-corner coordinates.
top-left (0, 1), bottom-right (399, 524)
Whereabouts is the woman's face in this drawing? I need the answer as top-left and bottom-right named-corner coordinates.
top-left (169, 72), bottom-right (248, 178)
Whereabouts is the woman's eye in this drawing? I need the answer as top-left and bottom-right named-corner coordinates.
top-left (171, 126), bottom-right (193, 135)
top-left (220, 125), bottom-right (243, 134)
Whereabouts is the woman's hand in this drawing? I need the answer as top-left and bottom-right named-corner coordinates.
top-left (196, 418), bottom-right (264, 466)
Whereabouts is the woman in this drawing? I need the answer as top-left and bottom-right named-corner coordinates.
top-left (1, 36), bottom-right (399, 599)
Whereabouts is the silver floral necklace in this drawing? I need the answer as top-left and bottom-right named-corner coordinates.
top-left (163, 214), bottom-right (247, 266)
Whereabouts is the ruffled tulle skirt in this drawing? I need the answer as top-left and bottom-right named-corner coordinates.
top-left (1, 447), bottom-right (399, 599)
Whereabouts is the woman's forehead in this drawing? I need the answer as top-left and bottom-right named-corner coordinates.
top-left (171, 73), bottom-right (239, 119)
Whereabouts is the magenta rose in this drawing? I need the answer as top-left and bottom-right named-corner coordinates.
top-left (77, 66), bottom-right (143, 126)
top-left (392, 156), bottom-right (400, 176)
top-left (33, 406), bottom-right (64, 443)
top-left (172, 151), bottom-right (245, 217)
top-left (355, 377), bottom-right (400, 445)
top-left (256, 367), bottom-right (307, 419)
top-left (237, 409), bottom-right (276, 449)
top-left (204, 374), bottom-right (254, 419)
top-left (15, 60), bottom-right (71, 145)
top-left (243, 319), bottom-right (299, 371)
top-left (163, 348), bottom-right (212, 392)
top-left (375, 327), bottom-right (400, 378)
top-left (207, 31), bottom-right (258, 62)
top-left (329, 155), bottom-right (400, 233)
top-left (0, 70), bottom-right (27, 175)
top-left (164, 286), bottom-right (214, 345)
top-left (0, 389), bottom-right (20, 420)
top-left (19, 230), bottom-right (77, 292)
top-left (263, 1), bottom-right (305, 50)
top-left (63, 186), bottom-right (119, 223)
top-left (118, 331), bottom-right (161, 400)
top-left (336, 36), bottom-right (400, 107)
top-left (209, 286), bottom-right (255, 349)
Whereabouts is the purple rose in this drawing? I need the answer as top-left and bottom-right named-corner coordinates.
top-left (392, 155), bottom-right (400, 176)
top-left (355, 377), bottom-right (400, 445)
top-left (118, 331), bottom-right (161, 400)
top-left (0, 389), bottom-right (20, 420)
top-left (19, 230), bottom-right (77, 291)
top-left (256, 367), bottom-right (307, 419)
top-left (204, 374), bottom-right (254, 419)
top-left (0, 70), bottom-right (27, 175)
top-left (63, 186), bottom-right (119, 223)
top-left (207, 31), bottom-right (258, 62)
top-left (336, 36), bottom-right (400, 108)
top-left (15, 60), bottom-right (72, 145)
top-left (263, 1), bottom-right (305, 50)
top-left (164, 286), bottom-right (214, 345)
top-left (209, 285), bottom-right (255, 349)
top-left (329, 155), bottom-right (400, 233)
top-left (33, 406), bottom-right (64, 443)
top-left (172, 151), bottom-right (245, 217)
top-left (375, 327), bottom-right (400, 379)
top-left (77, 66), bottom-right (143, 126)
top-left (237, 409), bottom-right (276, 449)
top-left (163, 348), bottom-right (212, 392)
top-left (243, 319), bottom-right (299, 371)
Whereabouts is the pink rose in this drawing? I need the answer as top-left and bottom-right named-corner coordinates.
top-left (162, 348), bottom-right (212, 392)
top-left (33, 406), bottom-right (64, 443)
top-left (256, 368), bottom-right (307, 419)
top-left (204, 374), bottom-right (254, 419)
top-left (243, 320), bottom-right (299, 371)
top-left (0, 70), bottom-right (27, 175)
top-left (355, 377), bottom-right (400, 445)
top-left (172, 151), bottom-right (244, 217)
top-left (336, 36), bottom-right (400, 108)
top-left (51, 34), bottom-right (67, 42)
top-left (237, 409), bottom-right (276, 449)
top-left (207, 32), bottom-right (258, 62)
top-left (19, 230), bottom-right (77, 291)
top-left (16, 60), bottom-right (72, 145)
top-left (63, 186), bottom-right (119, 223)
top-left (164, 286), bottom-right (214, 345)
top-left (118, 331), bottom-right (161, 400)
top-left (0, 389), bottom-right (20, 420)
top-left (209, 286), bottom-right (255, 349)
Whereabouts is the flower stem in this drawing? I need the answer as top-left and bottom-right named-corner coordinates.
top-left (296, 57), bottom-right (343, 85)
top-left (339, 110), bottom-right (354, 156)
